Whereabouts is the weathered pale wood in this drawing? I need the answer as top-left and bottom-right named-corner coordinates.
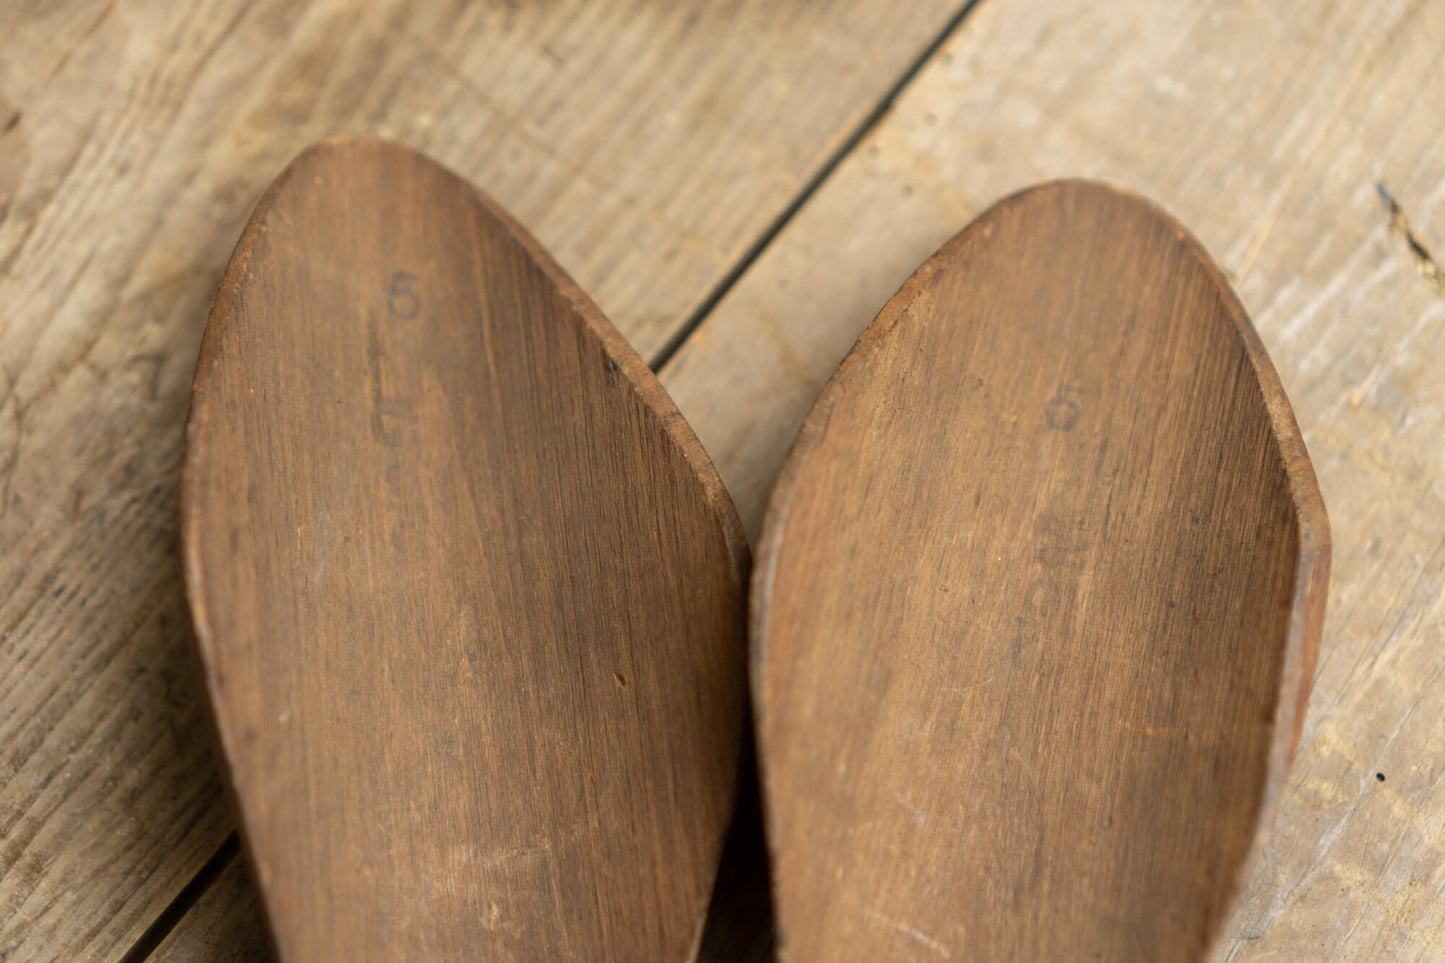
top-left (752, 181), bottom-right (1329, 961)
top-left (0, 1), bottom-right (965, 958)
top-left (664, 0), bottom-right (1445, 957)
top-left (183, 138), bottom-right (748, 961)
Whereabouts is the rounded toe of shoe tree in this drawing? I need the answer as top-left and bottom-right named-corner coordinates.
top-left (180, 137), bottom-right (749, 961)
top-left (752, 181), bottom-right (1330, 962)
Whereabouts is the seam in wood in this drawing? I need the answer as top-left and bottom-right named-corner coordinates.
top-left (648, 0), bottom-right (989, 373)
top-left (121, 834), bottom-right (241, 963)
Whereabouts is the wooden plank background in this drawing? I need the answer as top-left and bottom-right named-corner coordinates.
top-left (3, 0), bottom-right (1443, 959)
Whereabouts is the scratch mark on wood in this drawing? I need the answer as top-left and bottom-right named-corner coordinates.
top-left (855, 903), bottom-right (953, 958)
top-left (1377, 182), bottom-right (1445, 297)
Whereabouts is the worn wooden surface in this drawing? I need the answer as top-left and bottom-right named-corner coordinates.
top-left (2, 0), bottom-right (1441, 958)
top-left (0, 0), bottom-right (963, 959)
top-left (751, 182), bottom-right (1329, 961)
top-left (182, 138), bottom-right (750, 960)
top-left (666, 0), bottom-right (1445, 958)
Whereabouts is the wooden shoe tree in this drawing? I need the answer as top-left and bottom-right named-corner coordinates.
top-left (181, 138), bottom-right (748, 962)
top-left (752, 181), bottom-right (1330, 962)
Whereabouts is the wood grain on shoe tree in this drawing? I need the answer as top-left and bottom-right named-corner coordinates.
top-left (179, 138), bottom-right (749, 962)
top-left (752, 182), bottom-right (1331, 962)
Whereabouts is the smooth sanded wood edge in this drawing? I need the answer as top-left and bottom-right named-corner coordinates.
top-left (748, 179), bottom-right (1332, 952)
top-left (177, 138), bottom-right (299, 963)
top-left (177, 136), bottom-right (752, 960)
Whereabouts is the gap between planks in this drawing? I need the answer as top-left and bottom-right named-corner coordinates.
top-left (648, 0), bottom-right (988, 371)
top-left (119, 836), bottom-right (242, 963)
